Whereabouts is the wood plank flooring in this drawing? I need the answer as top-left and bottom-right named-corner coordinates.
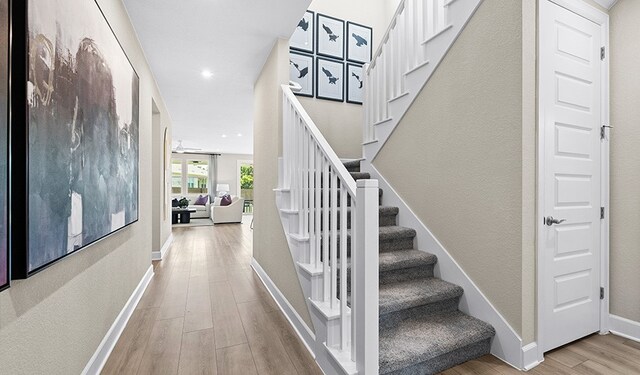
top-left (102, 218), bottom-right (322, 375)
top-left (103, 217), bottom-right (640, 375)
top-left (444, 334), bottom-right (640, 374)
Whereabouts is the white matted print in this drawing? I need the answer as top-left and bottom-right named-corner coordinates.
top-left (347, 21), bottom-right (372, 64)
top-left (317, 14), bottom-right (344, 60)
top-left (289, 52), bottom-right (314, 97)
top-left (290, 10), bottom-right (314, 54)
top-left (316, 57), bottom-right (344, 102)
top-left (347, 63), bottom-right (364, 104)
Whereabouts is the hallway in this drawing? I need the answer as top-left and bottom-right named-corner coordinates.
top-left (102, 220), bottom-right (323, 375)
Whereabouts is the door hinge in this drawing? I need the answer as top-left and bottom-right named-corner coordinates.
top-left (601, 46), bottom-right (606, 60)
top-left (601, 125), bottom-right (613, 140)
top-left (600, 287), bottom-right (605, 300)
top-left (601, 207), bottom-right (605, 219)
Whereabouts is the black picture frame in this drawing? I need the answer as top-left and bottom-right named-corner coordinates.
top-left (289, 51), bottom-right (314, 98)
top-left (346, 63), bottom-right (364, 105)
top-left (346, 21), bottom-right (373, 64)
top-left (316, 57), bottom-right (344, 102)
top-left (10, 0), bottom-right (141, 278)
top-left (316, 13), bottom-right (345, 60)
top-left (290, 10), bottom-right (315, 54)
top-left (0, 0), bottom-right (9, 292)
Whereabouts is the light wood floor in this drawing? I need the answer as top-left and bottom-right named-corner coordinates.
top-left (102, 218), bottom-right (323, 375)
top-left (103, 218), bottom-right (640, 375)
top-left (445, 333), bottom-right (640, 375)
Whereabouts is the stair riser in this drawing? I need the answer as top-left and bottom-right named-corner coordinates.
top-left (319, 190), bottom-right (383, 207)
top-left (381, 337), bottom-right (492, 375)
top-left (327, 210), bottom-right (397, 229)
top-left (379, 297), bottom-right (460, 331)
top-left (379, 265), bottom-right (434, 284)
top-left (380, 238), bottom-right (414, 253)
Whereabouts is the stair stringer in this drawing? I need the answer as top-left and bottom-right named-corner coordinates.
top-left (274, 158), bottom-right (356, 375)
top-left (363, 162), bottom-right (538, 371)
top-left (364, 0), bottom-right (484, 161)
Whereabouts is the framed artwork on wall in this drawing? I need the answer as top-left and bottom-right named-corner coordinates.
top-left (289, 51), bottom-right (314, 97)
top-left (346, 63), bottom-right (364, 105)
top-left (11, 0), bottom-right (140, 277)
top-left (316, 57), bottom-right (344, 102)
top-left (347, 21), bottom-right (373, 64)
top-left (316, 14), bottom-right (344, 60)
top-left (290, 10), bottom-right (314, 54)
top-left (0, 0), bottom-right (8, 291)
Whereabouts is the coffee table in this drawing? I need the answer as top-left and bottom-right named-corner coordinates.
top-left (172, 208), bottom-right (197, 224)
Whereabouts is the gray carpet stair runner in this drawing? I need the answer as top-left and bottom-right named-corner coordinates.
top-left (341, 159), bottom-right (495, 375)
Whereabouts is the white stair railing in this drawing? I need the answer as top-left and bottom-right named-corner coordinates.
top-left (365, 0), bottom-right (453, 143)
top-left (282, 84), bottom-right (380, 373)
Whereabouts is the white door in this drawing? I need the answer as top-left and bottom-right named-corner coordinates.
top-left (539, 0), bottom-right (603, 353)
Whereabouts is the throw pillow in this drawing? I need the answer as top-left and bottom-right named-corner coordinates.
top-left (194, 195), bottom-right (208, 205)
top-left (220, 194), bottom-right (232, 206)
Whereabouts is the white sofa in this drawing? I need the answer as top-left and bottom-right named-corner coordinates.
top-left (212, 196), bottom-right (244, 224)
top-left (172, 195), bottom-right (211, 219)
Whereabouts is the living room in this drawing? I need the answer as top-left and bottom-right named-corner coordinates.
top-left (171, 152), bottom-right (253, 226)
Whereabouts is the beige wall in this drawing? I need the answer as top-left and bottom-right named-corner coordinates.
top-left (0, 0), bottom-right (172, 373)
top-left (373, 0), bottom-right (536, 341)
top-left (296, 0), bottom-right (399, 159)
top-left (253, 39), bottom-right (314, 329)
top-left (609, 0), bottom-right (640, 322)
top-left (151, 102), bottom-right (172, 252)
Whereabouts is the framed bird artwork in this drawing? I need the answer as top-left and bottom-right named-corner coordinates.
top-left (316, 13), bottom-right (345, 60)
top-left (347, 63), bottom-right (364, 105)
top-left (290, 10), bottom-right (314, 54)
top-left (316, 57), bottom-right (344, 102)
top-left (289, 51), bottom-right (314, 97)
top-left (347, 21), bottom-right (373, 64)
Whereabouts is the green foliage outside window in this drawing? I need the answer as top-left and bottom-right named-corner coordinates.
top-left (240, 165), bottom-right (254, 189)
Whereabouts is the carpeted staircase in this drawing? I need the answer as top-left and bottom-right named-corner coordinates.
top-left (342, 159), bottom-right (496, 375)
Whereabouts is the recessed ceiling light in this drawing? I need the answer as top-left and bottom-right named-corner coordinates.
top-left (237, 133), bottom-right (242, 137)
top-left (221, 134), bottom-right (227, 138)
top-left (201, 69), bottom-right (213, 79)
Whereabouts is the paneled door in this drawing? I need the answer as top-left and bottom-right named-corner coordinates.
top-left (539, 0), bottom-right (605, 353)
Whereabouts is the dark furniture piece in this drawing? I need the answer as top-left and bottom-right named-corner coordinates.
top-left (172, 208), bottom-right (196, 224)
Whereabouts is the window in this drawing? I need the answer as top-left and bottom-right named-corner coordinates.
top-left (172, 158), bottom-right (209, 195)
top-left (171, 159), bottom-right (183, 194)
top-left (239, 161), bottom-right (253, 213)
top-left (187, 160), bottom-right (209, 194)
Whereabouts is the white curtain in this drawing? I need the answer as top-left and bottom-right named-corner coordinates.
top-left (209, 154), bottom-right (219, 199)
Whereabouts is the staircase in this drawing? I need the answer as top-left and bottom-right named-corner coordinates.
top-left (342, 160), bottom-right (495, 374)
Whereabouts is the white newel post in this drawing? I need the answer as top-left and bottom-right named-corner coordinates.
top-left (354, 179), bottom-right (379, 374)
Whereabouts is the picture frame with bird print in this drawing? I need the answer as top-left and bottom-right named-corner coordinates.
top-left (347, 21), bottom-right (372, 64)
top-left (316, 57), bottom-right (344, 102)
top-left (289, 51), bottom-right (314, 97)
top-left (347, 63), bottom-right (364, 105)
top-left (290, 10), bottom-right (314, 54)
top-left (316, 13), bottom-right (345, 60)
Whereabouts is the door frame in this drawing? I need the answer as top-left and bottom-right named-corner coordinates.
top-left (536, 0), bottom-right (610, 361)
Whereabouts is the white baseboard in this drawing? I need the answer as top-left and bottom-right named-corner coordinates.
top-left (365, 163), bottom-right (525, 369)
top-left (82, 265), bottom-right (154, 375)
top-left (251, 258), bottom-right (316, 357)
top-left (521, 342), bottom-right (541, 370)
top-left (152, 233), bottom-right (174, 261)
top-left (610, 314), bottom-right (640, 343)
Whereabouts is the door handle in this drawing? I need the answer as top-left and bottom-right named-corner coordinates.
top-left (545, 216), bottom-right (567, 226)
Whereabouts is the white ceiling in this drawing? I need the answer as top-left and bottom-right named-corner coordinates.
top-left (123, 0), bottom-right (311, 155)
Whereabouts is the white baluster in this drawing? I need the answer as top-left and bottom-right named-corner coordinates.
top-left (308, 133), bottom-right (315, 265)
top-left (437, 0), bottom-right (446, 31)
top-left (315, 146), bottom-right (322, 267)
top-left (330, 170), bottom-right (338, 309)
top-left (322, 158), bottom-right (330, 302)
top-left (340, 184), bottom-right (348, 350)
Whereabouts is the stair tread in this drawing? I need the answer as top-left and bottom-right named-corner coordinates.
top-left (379, 310), bottom-right (495, 374)
top-left (379, 226), bottom-right (416, 241)
top-left (350, 172), bottom-right (371, 180)
top-left (379, 249), bottom-right (437, 273)
top-left (345, 206), bottom-right (398, 216)
top-left (379, 277), bottom-right (463, 316)
top-left (342, 160), bottom-right (361, 170)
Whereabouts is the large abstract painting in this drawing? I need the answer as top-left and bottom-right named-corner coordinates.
top-left (24, 0), bottom-right (139, 274)
top-left (0, 0), bottom-right (8, 290)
